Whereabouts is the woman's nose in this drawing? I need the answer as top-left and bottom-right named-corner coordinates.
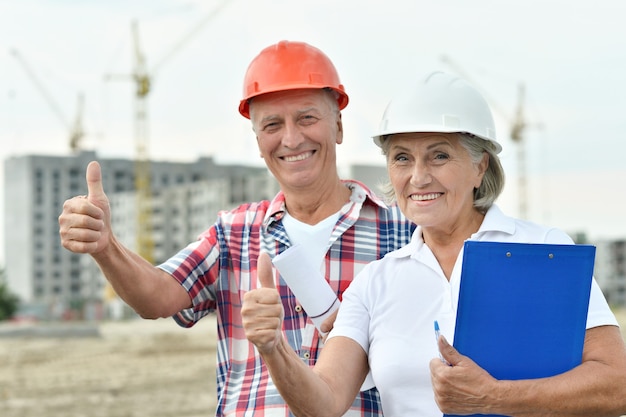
top-left (410, 161), bottom-right (432, 186)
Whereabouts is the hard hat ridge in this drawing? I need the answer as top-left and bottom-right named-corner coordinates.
top-left (238, 40), bottom-right (349, 119)
top-left (372, 71), bottom-right (501, 153)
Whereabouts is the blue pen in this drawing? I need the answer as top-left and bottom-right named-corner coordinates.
top-left (434, 320), bottom-right (446, 363)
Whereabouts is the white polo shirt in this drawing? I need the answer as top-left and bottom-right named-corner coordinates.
top-left (329, 204), bottom-right (618, 417)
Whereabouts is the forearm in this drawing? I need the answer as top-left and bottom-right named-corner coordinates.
top-left (495, 365), bottom-right (625, 416)
top-left (434, 326), bottom-right (626, 417)
top-left (261, 338), bottom-right (351, 417)
top-left (492, 328), bottom-right (626, 417)
top-left (92, 237), bottom-right (190, 319)
top-left (245, 254), bottom-right (366, 416)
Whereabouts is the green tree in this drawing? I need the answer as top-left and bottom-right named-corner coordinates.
top-left (0, 267), bottom-right (19, 320)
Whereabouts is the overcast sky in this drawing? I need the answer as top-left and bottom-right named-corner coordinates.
top-left (1, 0), bottom-right (626, 263)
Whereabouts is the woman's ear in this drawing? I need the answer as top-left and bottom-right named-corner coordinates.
top-left (475, 152), bottom-right (489, 188)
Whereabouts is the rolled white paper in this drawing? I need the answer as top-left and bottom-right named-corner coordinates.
top-left (271, 244), bottom-right (339, 333)
top-left (272, 245), bottom-right (376, 391)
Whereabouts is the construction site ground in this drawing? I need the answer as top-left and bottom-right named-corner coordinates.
top-left (0, 316), bottom-right (216, 417)
top-left (1, 309), bottom-right (625, 417)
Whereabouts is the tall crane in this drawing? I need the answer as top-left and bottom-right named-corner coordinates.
top-left (509, 83), bottom-right (528, 219)
top-left (10, 48), bottom-right (85, 153)
top-left (131, 19), bottom-right (154, 264)
top-left (440, 55), bottom-right (530, 219)
top-left (104, 0), bottom-right (230, 264)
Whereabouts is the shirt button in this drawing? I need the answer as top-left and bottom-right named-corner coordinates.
top-left (295, 305), bottom-right (303, 313)
top-left (303, 352), bottom-right (310, 359)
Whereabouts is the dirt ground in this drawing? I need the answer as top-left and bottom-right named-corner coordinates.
top-left (0, 316), bottom-right (217, 417)
top-left (1, 310), bottom-right (625, 417)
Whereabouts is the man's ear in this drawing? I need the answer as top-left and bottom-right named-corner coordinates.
top-left (336, 113), bottom-right (344, 145)
top-left (256, 136), bottom-right (264, 159)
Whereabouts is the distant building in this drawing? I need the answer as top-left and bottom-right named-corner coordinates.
top-left (4, 151), bottom-right (277, 319)
top-left (345, 164), bottom-right (388, 198)
top-left (594, 240), bottom-right (626, 307)
top-left (3, 152), bottom-right (392, 320)
top-left (10, 151), bottom-right (621, 319)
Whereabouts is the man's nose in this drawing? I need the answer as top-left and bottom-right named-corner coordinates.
top-left (281, 120), bottom-right (305, 148)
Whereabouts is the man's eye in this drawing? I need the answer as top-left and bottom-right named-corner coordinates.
top-left (263, 122), bottom-right (279, 131)
top-left (299, 115), bottom-right (318, 124)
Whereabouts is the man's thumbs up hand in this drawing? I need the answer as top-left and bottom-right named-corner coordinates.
top-left (59, 161), bottom-right (112, 255)
top-left (257, 251), bottom-right (276, 289)
top-left (86, 161), bottom-right (108, 207)
top-left (242, 252), bottom-right (284, 354)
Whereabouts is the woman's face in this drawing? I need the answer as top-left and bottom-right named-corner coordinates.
top-left (386, 132), bottom-right (488, 233)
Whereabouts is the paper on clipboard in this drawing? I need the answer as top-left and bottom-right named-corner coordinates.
top-left (445, 241), bottom-right (595, 417)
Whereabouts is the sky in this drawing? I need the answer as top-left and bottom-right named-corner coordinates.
top-left (1, 0), bottom-right (626, 263)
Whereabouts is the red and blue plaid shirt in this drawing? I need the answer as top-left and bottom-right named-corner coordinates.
top-left (158, 180), bottom-right (415, 416)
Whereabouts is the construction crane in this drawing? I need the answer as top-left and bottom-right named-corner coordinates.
top-left (509, 83), bottom-right (528, 219)
top-left (440, 55), bottom-right (530, 219)
top-left (104, 0), bottom-right (230, 264)
top-left (132, 19), bottom-right (154, 264)
top-left (10, 48), bottom-right (85, 153)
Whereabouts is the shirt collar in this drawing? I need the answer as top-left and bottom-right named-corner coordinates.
top-left (262, 179), bottom-right (387, 230)
top-left (472, 204), bottom-right (516, 238)
top-left (386, 204), bottom-right (515, 260)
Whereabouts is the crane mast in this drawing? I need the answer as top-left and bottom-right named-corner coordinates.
top-left (105, 1), bottom-right (230, 265)
top-left (440, 55), bottom-right (529, 218)
top-left (131, 20), bottom-right (155, 264)
top-left (10, 48), bottom-right (85, 153)
top-left (510, 83), bottom-right (528, 219)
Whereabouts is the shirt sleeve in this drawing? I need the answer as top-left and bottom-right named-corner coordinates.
top-left (543, 228), bottom-right (619, 328)
top-left (157, 227), bottom-right (221, 328)
top-left (587, 279), bottom-right (620, 328)
top-left (327, 263), bottom-right (374, 355)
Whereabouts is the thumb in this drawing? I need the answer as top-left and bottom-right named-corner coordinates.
top-left (438, 334), bottom-right (463, 366)
top-left (86, 161), bottom-right (107, 202)
top-left (257, 252), bottom-right (276, 289)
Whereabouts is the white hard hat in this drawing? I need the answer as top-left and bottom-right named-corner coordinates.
top-left (372, 71), bottom-right (502, 153)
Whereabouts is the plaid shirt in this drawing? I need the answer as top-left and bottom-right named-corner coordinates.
top-left (158, 180), bottom-right (415, 417)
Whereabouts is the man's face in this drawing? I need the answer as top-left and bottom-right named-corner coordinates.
top-left (250, 89), bottom-right (343, 192)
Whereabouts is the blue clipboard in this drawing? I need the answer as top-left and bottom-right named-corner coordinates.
top-left (445, 241), bottom-right (595, 417)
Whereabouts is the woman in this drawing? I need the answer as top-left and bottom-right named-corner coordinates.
top-left (242, 72), bottom-right (626, 417)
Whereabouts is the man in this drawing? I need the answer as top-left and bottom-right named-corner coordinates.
top-left (59, 40), bottom-right (415, 416)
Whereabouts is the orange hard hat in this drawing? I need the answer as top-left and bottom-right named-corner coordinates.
top-left (238, 40), bottom-right (349, 119)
